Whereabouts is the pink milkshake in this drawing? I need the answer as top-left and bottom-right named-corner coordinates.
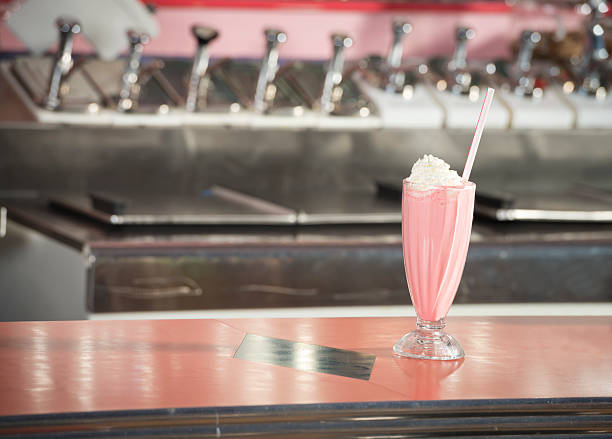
top-left (402, 181), bottom-right (475, 322)
top-left (394, 154), bottom-right (475, 360)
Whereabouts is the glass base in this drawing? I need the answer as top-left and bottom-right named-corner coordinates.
top-left (393, 318), bottom-right (465, 361)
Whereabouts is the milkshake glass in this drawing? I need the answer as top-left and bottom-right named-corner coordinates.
top-left (393, 179), bottom-right (475, 360)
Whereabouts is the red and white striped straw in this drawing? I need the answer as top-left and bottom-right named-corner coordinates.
top-left (462, 87), bottom-right (495, 182)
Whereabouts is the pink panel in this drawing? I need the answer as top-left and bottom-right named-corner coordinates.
top-left (0, 21), bottom-right (24, 51)
top-left (0, 24), bottom-right (95, 54)
top-left (1, 7), bottom-right (582, 60)
top-left (144, 8), bottom-right (582, 61)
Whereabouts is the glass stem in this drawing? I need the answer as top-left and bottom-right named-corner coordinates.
top-left (415, 318), bottom-right (447, 341)
top-left (417, 318), bottom-right (446, 330)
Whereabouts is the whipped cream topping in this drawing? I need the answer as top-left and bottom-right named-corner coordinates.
top-left (407, 154), bottom-right (463, 190)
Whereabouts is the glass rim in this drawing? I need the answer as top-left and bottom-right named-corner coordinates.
top-left (402, 178), bottom-right (476, 191)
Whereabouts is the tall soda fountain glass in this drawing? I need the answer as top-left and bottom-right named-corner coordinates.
top-left (393, 179), bottom-right (475, 360)
top-left (394, 87), bottom-right (494, 360)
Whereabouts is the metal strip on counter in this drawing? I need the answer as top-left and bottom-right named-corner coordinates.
top-left (234, 333), bottom-right (376, 380)
top-left (1, 398), bottom-right (611, 437)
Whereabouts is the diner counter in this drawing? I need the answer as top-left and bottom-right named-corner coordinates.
top-left (1, 316), bottom-right (611, 436)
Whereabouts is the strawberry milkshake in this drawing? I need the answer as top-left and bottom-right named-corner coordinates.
top-left (394, 154), bottom-right (475, 360)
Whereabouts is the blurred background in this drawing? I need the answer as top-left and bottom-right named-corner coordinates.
top-left (0, 0), bottom-right (611, 321)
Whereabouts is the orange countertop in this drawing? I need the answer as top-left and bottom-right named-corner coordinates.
top-left (0, 316), bottom-right (611, 418)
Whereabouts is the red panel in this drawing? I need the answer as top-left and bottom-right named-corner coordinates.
top-left (145, 0), bottom-right (513, 13)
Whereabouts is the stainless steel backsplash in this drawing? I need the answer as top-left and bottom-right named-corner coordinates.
top-left (2, 125), bottom-right (611, 197)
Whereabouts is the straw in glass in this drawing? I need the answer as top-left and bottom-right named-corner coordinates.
top-left (462, 87), bottom-right (495, 182)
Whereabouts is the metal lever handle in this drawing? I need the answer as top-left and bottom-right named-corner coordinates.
top-left (517, 31), bottom-right (541, 74)
top-left (186, 25), bottom-right (219, 112)
top-left (387, 19), bottom-right (412, 92)
top-left (448, 26), bottom-right (475, 72)
top-left (585, 21), bottom-right (609, 64)
top-left (45, 18), bottom-right (81, 111)
top-left (387, 19), bottom-right (412, 69)
top-left (0, 207), bottom-right (6, 238)
top-left (581, 22), bottom-right (609, 94)
top-left (513, 31), bottom-right (542, 97)
top-left (118, 30), bottom-right (150, 112)
top-left (580, 0), bottom-right (609, 95)
top-left (253, 28), bottom-right (287, 113)
top-left (320, 33), bottom-right (353, 114)
top-left (581, 0), bottom-right (609, 63)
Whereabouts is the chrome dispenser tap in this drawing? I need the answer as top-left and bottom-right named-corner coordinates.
top-left (517, 31), bottom-right (541, 74)
top-left (448, 26), bottom-right (475, 72)
top-left (387, 19), bottom-right (412, 91)
top-left (118, 30), bottom-right (150, 112)
top-left (387, 19), bottom-right (412, 69)
top-left (514, 30), bottom-right (542, 96)
top-left (253, 28), bottom-right (287, 113)
top-left (320, 33), bottom-right (353, 114)
top-left (185, 25), bottom-right (219, 112)
top-left (580, 0), bottom-right (609, 97)
top-left (44, 18), bottom-right (81, 111)
top-left (440, 26), bottom-right (476, 96)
